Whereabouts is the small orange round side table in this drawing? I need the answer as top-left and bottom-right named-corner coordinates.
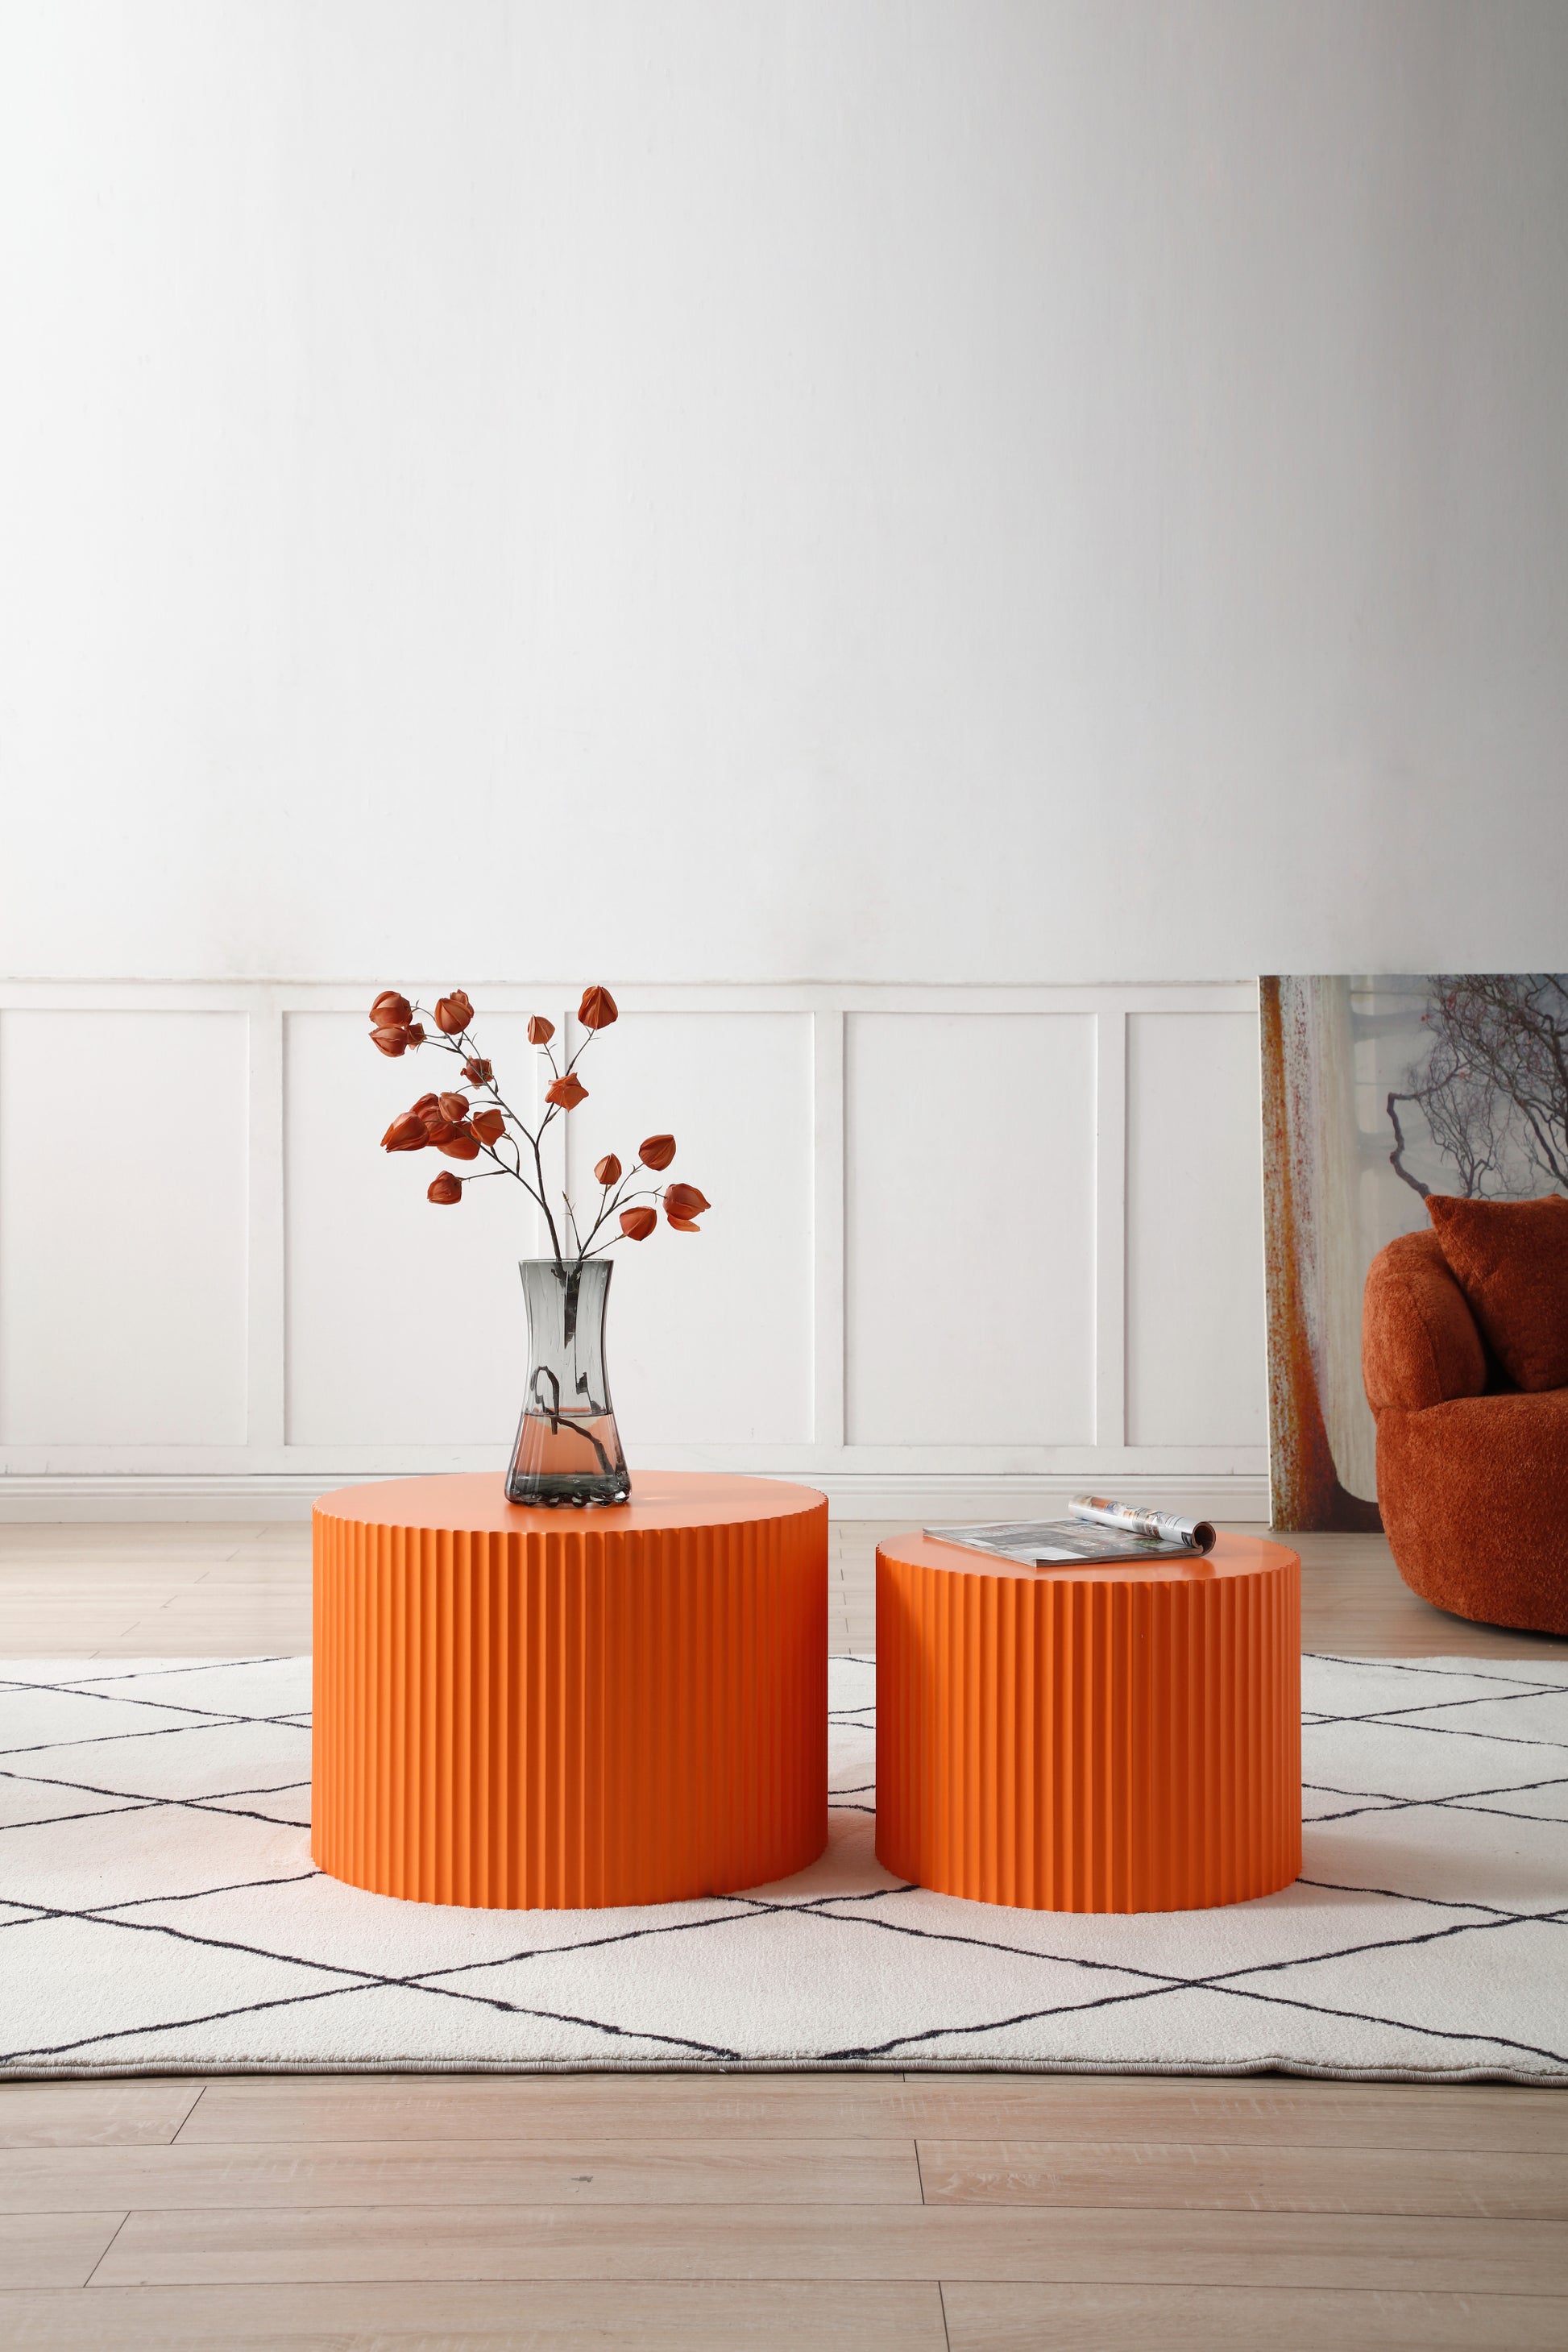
top-left (313, 1471), bottom-right (828, 1910)
top-left (876, 1530), bottom-right (1300, 1913)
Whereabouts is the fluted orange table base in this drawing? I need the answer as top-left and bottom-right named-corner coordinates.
top-left (876, 1532), bottom-right (1301, 1913)
top-left (313, 1473), bottom-right (828, 1910)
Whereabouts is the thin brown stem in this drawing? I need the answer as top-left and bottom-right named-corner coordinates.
top-left (525, 1113), bottom-right (564, 1261)
top-left (471, 1139), bottom-right (550, 1217)
top-left (579, 1181), bottom-right (667, 1258)
top-left (563, 1024), bottom-right (602, 1080)
top-left (578, 1157), bottom-right (649, 1251)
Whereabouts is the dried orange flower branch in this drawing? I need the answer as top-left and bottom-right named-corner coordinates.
top-left (369, 986), bottom-right (710, 1264)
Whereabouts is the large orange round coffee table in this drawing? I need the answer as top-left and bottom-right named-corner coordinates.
top-left (313, 1471), bottom-right (828, 1909)
top-left (877, 1529), bottom-right (1300, 1912)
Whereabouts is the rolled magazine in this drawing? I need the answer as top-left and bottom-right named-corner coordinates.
top-left (1069, 1493), bottom-right (1217, 1553)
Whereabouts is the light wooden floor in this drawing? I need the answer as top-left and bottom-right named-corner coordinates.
top-left (1, 1521), bottom-right (1565, 2346)
top-left (5, 1517), bottom-right (1568, 1661)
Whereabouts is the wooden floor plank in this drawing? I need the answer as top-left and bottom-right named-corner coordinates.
top-left (0, 2279), bottom-right (949, 2348)
top-left (89, 2202), bottom-right (1568, 2292)
top-left (917, 2137), bottom-right (1566, 2217)
top-left (0, 2137), bottom-right (921, 2213)
top-left (894, 2079), bottom-right (1568, 2154)
top-left (0, 2084), bottom-right (203, 2151)
top-left (7, 1517), bottom-right (1568, 1656)
top-left (0, 2213), bottom-right (126, 2292)
top-left (106, 1631), bottom-right (313, 1646)
top-left (180, 2073), bottom-right (1568, 2154)
top-left (940, 2281), bottom-right (1568, 2351)
top-left (178, 2076), bottom-right (931, 2147)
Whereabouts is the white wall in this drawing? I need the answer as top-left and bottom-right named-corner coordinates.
top-left (2, 1), bottom-right (1566, 989)
top-left (0, 5), bottom-right (1563, 1509)
top-left (0, 981), bottom-right (1267, 1516)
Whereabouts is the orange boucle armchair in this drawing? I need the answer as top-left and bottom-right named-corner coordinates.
top-left (1362, 1201), bottom-right (1568, 1636)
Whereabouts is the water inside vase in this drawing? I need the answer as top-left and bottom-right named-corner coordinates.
top-left (504, 1257), bottom-right (632, 1508)
top-left (508, 1405), bottom-right (628, 1497)
top-left (510, 1392), bottom-right (620, 1467)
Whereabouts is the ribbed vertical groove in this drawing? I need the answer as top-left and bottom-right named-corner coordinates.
top-left (312, 1485), bottom-right (828, 1910)
top-left (876, 1538), bottom-right (1301, 1914)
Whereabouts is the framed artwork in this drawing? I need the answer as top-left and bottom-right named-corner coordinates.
top-left (1260, 975), bottom-right (1568, 1531)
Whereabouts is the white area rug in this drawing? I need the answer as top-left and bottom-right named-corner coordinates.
top-left (2, 1655), bottom-right (1565, 2082)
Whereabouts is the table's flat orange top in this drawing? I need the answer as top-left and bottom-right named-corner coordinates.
top-left (880, 1528), bottom-right (1296, 1585)
top-left (314, 1469), bottom-right (826, 1535)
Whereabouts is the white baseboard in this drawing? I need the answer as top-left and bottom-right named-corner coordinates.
top-left (811, 1474), bottom-right (1270, 1524)
top-left (0, 1471), bottom-right (1271, 1525)
top-left (0, 1477), bottom-right (334, 1523)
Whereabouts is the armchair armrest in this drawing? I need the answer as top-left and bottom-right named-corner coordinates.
top-left (1363, 1230), bottom-right (1487, 1414)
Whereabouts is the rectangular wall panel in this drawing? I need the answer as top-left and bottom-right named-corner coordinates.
top-left (1126, 1009), bottom-right (1267, 1446)
top-left (566, 1012), bottom-right (814, 1446)
top-left (284, 1009), bottom-right (543, 1446)
top-left (284, 1007), bottom-right (813, 1450)
top-left (844, 1012), bottom-right (1096, 1446)
top-left (0, 1010), bottom-right (248, 1445)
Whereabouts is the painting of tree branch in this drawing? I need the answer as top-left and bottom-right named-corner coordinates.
top-left (1261, 974), bottom-right (1568, 1530)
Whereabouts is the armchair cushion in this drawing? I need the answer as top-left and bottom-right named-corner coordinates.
top-left (1428, 1193), bottom-right (1568, 1394)
top-left (1375, 1384), bottom-right (1568, 1635)
top-left (1363, 1229), bottom-right (1486, 1414)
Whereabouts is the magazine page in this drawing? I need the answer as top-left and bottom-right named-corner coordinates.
top-left (924, 1518), bottom-right (1203, 1568)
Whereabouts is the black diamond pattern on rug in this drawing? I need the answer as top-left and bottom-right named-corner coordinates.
top-left (1, 1653), bottom-right (1563, 2081)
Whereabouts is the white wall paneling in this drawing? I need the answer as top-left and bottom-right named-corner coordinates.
top-left (1125, 1010), bottom-right (1267, 1450)
top-left (0, 980), bottom-right (1267, 1517)
top-left (565, 1011), bottom-right (814, 1448)
top-left (1093, 1007), bottom-right (1129, 1454)
top-left (246, 999), bottom-right (286, 1455)
top-left (0, 1007), bottom-right (250, 1451)
top-left (284, 1007), bottom-right (546, 1450)
top-left (845, 1012), bottom-right (1097, 1448)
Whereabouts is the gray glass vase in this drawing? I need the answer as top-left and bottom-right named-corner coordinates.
top-left (505, 1257), bottom-right (632, 1508)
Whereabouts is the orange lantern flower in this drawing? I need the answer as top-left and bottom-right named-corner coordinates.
top-left (380, 1111), bottom-right (429, 1153)
top-left (526, 1016), bottom-right (555, 1046)
top-left (639, 1134), bottom-right (676, 1170)
top-left (463, 1057), bottom-right (492, 1084)
top-left (370, 990), bottom-right (412, 1028)
top-left (620, 1205), bottom-right (657, 1240)
top-left (578, 985), bottom-right (618, 1030)
top-left (471, 1107), bottom-right (506, 1144)
top-left (595, 1153), bottom-right (622, 1187)
top-left (433, 990), bottom-right (474, 1035)
top-left (663, 1182), bottom-right (709, 1231)
top-left (545, 1073), bottom-right (588, 1110)
top-left (437, 1124), bottom-right (482, 1161)
top-left (438, 1092), bottom-right (468, 1122)
top-left (427, 1170), bottom-right (463, 1205)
